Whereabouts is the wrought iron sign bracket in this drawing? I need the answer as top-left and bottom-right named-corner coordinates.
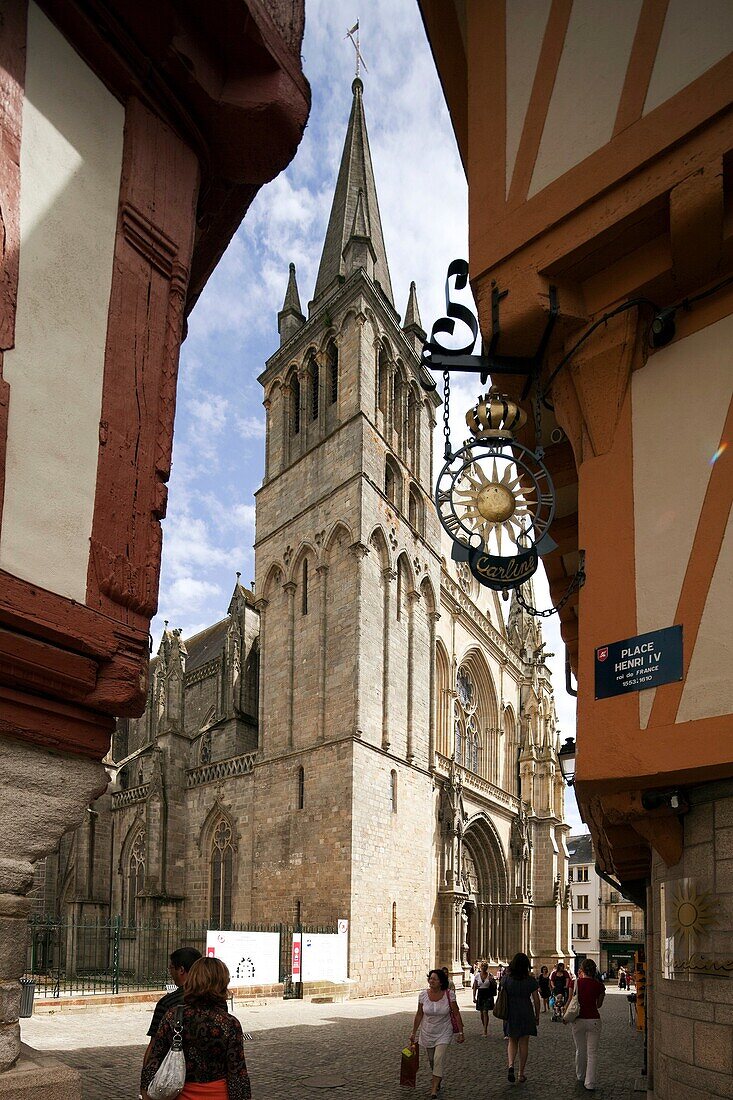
top-left (419, 259), bottom-right (559, 393)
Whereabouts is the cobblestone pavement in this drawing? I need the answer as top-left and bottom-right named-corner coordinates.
top-left (22, 986), bottom-right (643, 1098)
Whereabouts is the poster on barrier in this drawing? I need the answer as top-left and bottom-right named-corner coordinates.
top-left (300, 924), bottom-right (348, 983)
top-left (206, 929), bottom-right (280, 986)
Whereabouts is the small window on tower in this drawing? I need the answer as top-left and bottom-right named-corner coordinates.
top-left (391, 901), bottom-right (397, 947)
top-left (327, 341), bottom-right (338, 405)
top-left (291, 376), bottom-right (301, 435)
top-left (378, 347), bottom-right (389, 416)
top-left (385, 461), bottom-right (396, 505)
top-left (302, 558), bottom-right (308, 615)
top-left (310, 356), bottom-right (319, 420)
top-left (390, 769), bottom-right (398, 813)
top-left (408, 485), bottom-right (422, 533)
top-left (297, 766), bottom-right (305, 810)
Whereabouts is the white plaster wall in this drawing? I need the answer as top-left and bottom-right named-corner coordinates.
top-left (677, 508), bottom-right (733, 724)
top-left (631, 315), bottom-right (732, 727)
top-left (529, 0), bottom-right (642, 197)
top-left (644, 0), bottom-right (733, 115)
top-left (505, 0), bottom-right (551, 196)
top-left (0, 3), bottom-right (124, 601)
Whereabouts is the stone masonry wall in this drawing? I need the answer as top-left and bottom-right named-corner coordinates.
top-left (349, 741), bottom-right (434, 996)
top-left (650, 778), bottom-right (733, 1099)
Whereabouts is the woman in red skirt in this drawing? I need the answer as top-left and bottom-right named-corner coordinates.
top-left (141, 957), bottom-right (250, 1099)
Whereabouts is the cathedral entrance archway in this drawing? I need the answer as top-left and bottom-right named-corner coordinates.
top-left (460, 815), bottom-right (510, 965)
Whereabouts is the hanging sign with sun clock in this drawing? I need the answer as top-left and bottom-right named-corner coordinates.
top-left (435, 389), bottom-right (556, 592)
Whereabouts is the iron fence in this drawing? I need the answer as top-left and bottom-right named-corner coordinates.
top-left (24, 915), bottom-right (336, 998)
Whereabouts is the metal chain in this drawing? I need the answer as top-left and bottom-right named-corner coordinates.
top-left (443, 370), bottom-right (452, 460)
top-left (515, 553), bottom-right (586, 617)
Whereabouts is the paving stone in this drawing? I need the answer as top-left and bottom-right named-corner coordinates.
top-left (20, 987), bottom-right (644, 1099)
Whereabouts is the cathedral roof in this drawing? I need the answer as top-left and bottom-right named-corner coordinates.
top-left (312, 77), bottom-right (393, 307)
top-left (184, 619), bottom-right (230, 673)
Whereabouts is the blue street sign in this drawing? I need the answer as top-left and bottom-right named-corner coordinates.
top-left (594, 625), bottom-right (683, 700)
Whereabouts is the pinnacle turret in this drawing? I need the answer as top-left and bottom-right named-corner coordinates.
top-left (278, 262), bottom-right (305, 345)
top-left (402, 281), bottom-right (426, 355)
top-left (312, 78), bottom-right (393, 308)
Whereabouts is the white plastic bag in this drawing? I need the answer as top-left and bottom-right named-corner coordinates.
top-left (147, 1008), bottom-right (186, 1099)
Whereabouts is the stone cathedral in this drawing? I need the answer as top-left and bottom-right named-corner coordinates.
top-left (40, 79), bottom-right (572, 994)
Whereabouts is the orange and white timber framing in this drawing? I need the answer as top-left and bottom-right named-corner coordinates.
top-left (419, 0), bottom-right (733, 883)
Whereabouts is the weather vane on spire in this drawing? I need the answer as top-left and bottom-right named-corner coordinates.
top-left (345, 20), bottom-right (368, 78)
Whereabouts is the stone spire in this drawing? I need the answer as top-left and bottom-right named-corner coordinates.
top-left (402, 280), bottom-right (426, 355)
top-left (312, 78), bottom-right (393, 307)
top-left (278, 262), bottom-right (305, 345)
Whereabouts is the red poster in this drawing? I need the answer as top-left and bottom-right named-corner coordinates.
top-left (291, 935), bottom-right (302, 979)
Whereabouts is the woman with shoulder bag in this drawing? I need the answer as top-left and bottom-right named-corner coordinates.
top-left (570, 958), bottom-right (606, 1092)
top-left (408, 969), bottom-right (465, 1099)
top-left (141, 957), bottom-right (251, 1100)
top-left (502, 953), bottom-right (540, 1084)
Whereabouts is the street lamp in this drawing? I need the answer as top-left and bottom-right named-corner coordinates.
top-left (558, 737), bottom-right (577, 786)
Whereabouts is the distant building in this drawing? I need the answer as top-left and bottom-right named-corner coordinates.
top-left (568, 833), bottom-right (644, 976)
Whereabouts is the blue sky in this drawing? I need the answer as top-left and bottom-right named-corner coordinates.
top-left (152, 0), bottom-right (583, 834)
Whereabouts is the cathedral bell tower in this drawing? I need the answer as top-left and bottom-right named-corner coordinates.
top-left (252, 79), bottom-right (442, 988)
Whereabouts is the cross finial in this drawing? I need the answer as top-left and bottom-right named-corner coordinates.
top-left (345, 19), bottom-right (368, 78)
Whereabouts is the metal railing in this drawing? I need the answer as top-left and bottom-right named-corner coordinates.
top-left (599, 927), bottom-right (645, 942)
top-left (24, 914), bottom-right (335, 998)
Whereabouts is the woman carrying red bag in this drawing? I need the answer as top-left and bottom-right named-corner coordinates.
top-left (408, 969), bottom-right (465, 1099)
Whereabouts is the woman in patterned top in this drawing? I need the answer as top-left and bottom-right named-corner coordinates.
top-left (141, 957), bottom-right (250, 1099)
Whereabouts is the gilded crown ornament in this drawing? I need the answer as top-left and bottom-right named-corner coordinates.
top-left (465, 388), bottom-right (527, 441)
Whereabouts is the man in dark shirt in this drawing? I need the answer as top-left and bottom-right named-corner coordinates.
top-left (145, 947), bottom-right (202, 1051)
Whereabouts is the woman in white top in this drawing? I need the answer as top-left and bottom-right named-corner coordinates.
top-left (472, 962), bottom-right (497, 1036)
top-left (409, 969), bottom-right (465, 1098)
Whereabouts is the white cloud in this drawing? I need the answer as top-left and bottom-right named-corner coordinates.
top-left (237, 415), bottom-right (266, 439)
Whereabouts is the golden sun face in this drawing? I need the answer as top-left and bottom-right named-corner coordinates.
top-left (453, 456), bottom-right (533, 555)
top-left (670, 882), bottom-right (717, 945)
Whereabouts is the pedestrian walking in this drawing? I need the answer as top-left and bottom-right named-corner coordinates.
top-left (141, 957), bottom-right (251, 1099)
top-left (441, 965), bottom-right (457, 992)
top-left (472, 962), bottom-right (497, 1036)
top-left (570, 957), bottom-right (606, 1092)
top-left (409, 969), bottom-right (465, 1098)
top-left (537, 965), bottom-right (551, 1012)
top-left (144, 947), bottom-right (202, 1060)
top-left (502, 952), bottom-right (540, 1084)
top-left (618, 965), bottom-right (627, 990)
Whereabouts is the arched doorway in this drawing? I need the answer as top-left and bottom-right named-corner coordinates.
top-left (460, 815), bottom-right (510, 965)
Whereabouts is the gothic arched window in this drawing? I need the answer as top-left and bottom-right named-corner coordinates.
top-left (393, 371), bottom-right (404, 442)
top-left (408, 485), bottom-right (422, 534)
top-left (301, 558), bottom-right (308, 616)
top-left (291, 376), bottom-right (301, 436)
top-left (385, 456), bottom-right (401, 511)
top-left (125, 830), bottom-right (145, 925)
top-left (377, 347), bottom-right (389, 417)
top-left (210, 818), bottom-right (233, 929)
top-left (310, 356), bottom-right (319, 420)
top-left (327, 340), bottom-right (338, 405)
top-left (455, 667), bottom-right (480, 774)
top-left (407, 390), bottom-right (416, 454)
